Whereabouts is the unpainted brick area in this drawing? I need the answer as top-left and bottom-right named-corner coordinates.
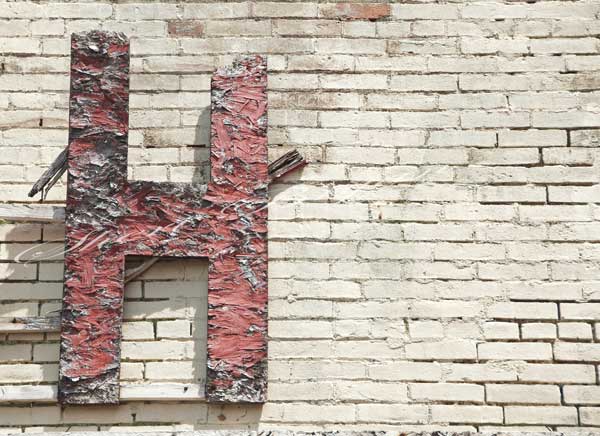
top-left (2, 0), bottom-right (600, 432)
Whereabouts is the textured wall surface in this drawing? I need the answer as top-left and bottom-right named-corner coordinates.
top-left (1, 0), bottom-right (600, 432)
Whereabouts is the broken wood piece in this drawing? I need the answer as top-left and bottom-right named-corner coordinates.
top-left (25, 149), bottom-right (306, 204)
top-left (28, 147), bottom-right (68, 199)
top-left (0, 316), bottom-right (61, 333)
top-left (268, 149), bottom-right (307, 181)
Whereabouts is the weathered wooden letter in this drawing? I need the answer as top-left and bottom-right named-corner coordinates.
top-left (59, 31), bottom-right (268, 404)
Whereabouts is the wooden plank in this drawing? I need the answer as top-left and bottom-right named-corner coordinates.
top-left (0, 204), bottom-right (65, 223)
top-left (0, 383), bottom-right (204, 403)
top-left (120, 383), bottom-right (204, 401)
top-left (0, 385), bottom-right (57, 402)
top-left (0, 316), bottom-right (60, 333)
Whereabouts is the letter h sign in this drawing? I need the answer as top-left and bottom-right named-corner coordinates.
top-left (59, 31), bottom-right (268, 404)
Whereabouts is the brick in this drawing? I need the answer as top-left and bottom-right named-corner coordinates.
top-left (355, 54), bottom-right (426, 71)
top-left (548, 223), bottom-right (600, 240)
top-left (336, 381), bottom-right (406, 402)
top-left (359, 241), bottom-right (432, 260)
top-left (470, 148), bottom-right (540, 165)
top-left (543, 147), bottom-right (594, 165)
top-left (181, 37), bottom-right (313, 55)
top-left (410, 383), bottom-right (484, 403)
top-left (444, 204), bottom-right (515, 222)
top-left (431, 405), bottom-right (503, 424)
top-left (275, 21), bottom-right (341, 37)
top-left (0, 344), bottom-right (31, 362)
top-left (156, 320), bottom-right (192, 339)
top-left (397, 148), bottom-right (469, 165)
top-left (478, 343), bottom-right (552, 361)
top-left (205, 20), bottom-right (271, 36)
top-left (115, 4), bottom-right (178, 20)
top-left (558, 323), bottom-right (593, 341)
top-left (409, 320), bottom-right (443, 339)
top-left (183, 2), bottom-right (250, 19)
top-left (120, 362), bottom-right (143, 380)
top-left (477, 186), bottom-right (545, 203)
top-left (104, 21), bottom-right (167, 38)
top-left (33, 343), bottom-right (59, 362)
top-left (320, 110), bottom-right (387, 128)
top-left (390, 74), bottom-right (457, 92)
top-left (270, 382), bottom-right (334, 401)
top-left (461, 37), bottom-right (529, 55)
top-left (271, 340), bottom-right (332, 359)
top-left (254, 2), bottom-right (317, 18)
top-left (519, 363), bottom-right (596, 384)
top-left (392, 4), bottom-right (459, 19)
top-left (581, 407), bottom-right (600, 426)
top-left (461, 111), bottom-right (530, 128)
top-left (522, 323), bottom-right (557, 340)
top-left (320, 73), bottom-right (387, 89)
top-left (342, 21), bottom-right (376, 37)
top-left (320, 3), bottom-right (390, 21)
top-left (446, 363), bottom-right (517, 382)
top-left (376, 203), bottom-right (441, 222)
top-left (488, 302), bottom-right (557, 320)
top-left (367, 93), bottom-right (436, 111)
top-left (370, 362), bottom-right (441, 382)
top-left (520, 205), bottom-right (592, 223)
top-left (505, 406), bottom-right (578, 425)
top-left (0, 19), bottom-right (29, 36)
top-left (405, 340), bottom-right (477, 360)
top-left (0, 282), bottom-right (61, 300)
top-left (120, 341), bottom-right (194, 360)
top-left (563, 385), bottom-right (600, 404)
top-left (533, 111), bottom-right (600, 128)
top-left (356, 404), bottom-right (428, 424)
top-left (290, 361), bottom-right (366, 380)
top-left (392, 111), bottom-right (459, 128)
top-left (462, 73), bottom-right (536, 93)
top-left (145, 361), bottom-right (193, 380)
top-left (270, 320), bottom-right (333, 339)
top-left (483, 322), bottom-right (519, 340)
top-left (271, 299), bottom-right (333, 319)
top-left (487, 384), bottom-right (561, 404)
top-left (561, 303), bottom-right (600, 321)
top-left (0, 364), bottom-right (57, 383)
top-left (316, 38), bottom-right (385, 55)
top-left (531, 38), bottom-right (598, 54)
top-left (507, 243), bottom-right (578, 262)
top-left (439, 93), bottom-right (506, 110)
top-left (409, 300), bottom-right (481, 318)
top-left (0, 406), bottom-right (61, 426)
top-left (130, 38), bottom-right (178, 56)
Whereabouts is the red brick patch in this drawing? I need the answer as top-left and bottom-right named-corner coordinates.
top-left (167, 20), bottom-right (204, 37)
top-left (323, 3), bottom-right (390, 20)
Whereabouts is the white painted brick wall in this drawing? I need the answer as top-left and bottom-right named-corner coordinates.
top-left (1, 0), bottom-right (600, 432)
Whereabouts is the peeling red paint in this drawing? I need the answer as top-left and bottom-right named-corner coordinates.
top-left (59, 31), bottom-right (268, 405)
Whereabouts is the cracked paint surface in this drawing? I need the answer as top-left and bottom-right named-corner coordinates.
top-left (59, 31), bottom-right (268, 405)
